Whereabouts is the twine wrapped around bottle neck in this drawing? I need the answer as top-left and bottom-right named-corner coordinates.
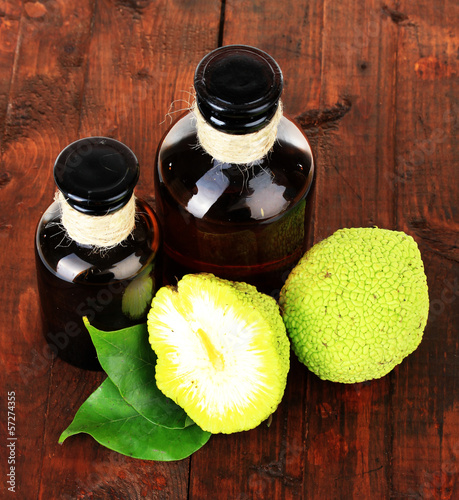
top-left (193, 100), bottom-right (283, 164)
top-left (55, 191), bottom-right (136, 249)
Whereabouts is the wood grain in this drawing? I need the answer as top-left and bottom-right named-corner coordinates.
top-left (0, 2), bottom-right (21, 138)
top-left (390, 0), bottom-right (459, 498)
top-left (189, 3), bottom-right (324, 498)
top-left (0, 1), bottom-right (97, 496)
top-left (36, 0), bottom-right (221, 498)
top-left (0, 0), bottom-right (457, 498)
top-left (0, 1), bottom-right (220, 499)
top-left (189, 1), bottom-right (398, 498)
top-left (301, 2), bottom-right (399, 498)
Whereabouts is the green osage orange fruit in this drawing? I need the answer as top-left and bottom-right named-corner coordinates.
top-left (279, 227), bottom-right (429, 383)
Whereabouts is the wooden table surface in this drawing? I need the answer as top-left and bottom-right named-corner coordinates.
top-left (1, 1), bottom-right (458, 499)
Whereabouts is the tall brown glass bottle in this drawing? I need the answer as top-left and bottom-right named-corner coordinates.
top-left (155, 45), bottom-right (314, 297)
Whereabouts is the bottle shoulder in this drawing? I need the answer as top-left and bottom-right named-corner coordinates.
top-left (35, 198), bottom-right (160, 283)
top-left (156, 113), bottom-right (314, 223)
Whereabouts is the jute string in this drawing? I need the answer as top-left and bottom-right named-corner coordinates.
top-left (55, 191), bottom-right (136, 248)
top-left (193, 100), bottom-right (283, 164)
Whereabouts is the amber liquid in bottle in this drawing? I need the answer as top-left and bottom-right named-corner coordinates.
top-left (156, 114), bottom-right (314, 296)
top-left (35, 199), bottom-right (160, 370)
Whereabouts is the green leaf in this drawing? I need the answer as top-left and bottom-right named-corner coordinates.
top-left (84, 318), bottom-right (191, 429)
top-left (59, 378), bottom-right (211, 461)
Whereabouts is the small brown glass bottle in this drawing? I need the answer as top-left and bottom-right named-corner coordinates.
top-left (35, 137), bottom-right (161, 370)
top-left (155, 45), bottom-right (315, 296)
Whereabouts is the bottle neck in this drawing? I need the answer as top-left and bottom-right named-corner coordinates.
top-left (56, 191), bottom-right (136, 249)
top-left (193, 100), bottom-right (283, 164)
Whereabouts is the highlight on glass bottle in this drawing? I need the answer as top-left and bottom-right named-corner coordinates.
top-left (35, 137), bottom-right (161, 370)
top-left (155, 45), bottom-right (315, 296)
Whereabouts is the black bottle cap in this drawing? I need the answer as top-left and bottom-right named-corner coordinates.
top-left (53, 137), bottom-right (140, 215)
top-left (194, 45), bottom-right (283, 135)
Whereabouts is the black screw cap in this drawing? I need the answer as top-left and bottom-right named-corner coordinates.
top-left (53, 137), bottom-right (139, 215)
top-left (194, 45), bottom-right (283, 135)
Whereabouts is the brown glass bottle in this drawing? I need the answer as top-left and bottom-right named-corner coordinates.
top-left (35, 137), bottom-right (161, 370)
top-left (155, 46), bottom-right (314, 296)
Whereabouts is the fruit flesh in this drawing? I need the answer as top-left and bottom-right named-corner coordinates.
top-left (147, 274), bottom-right (290, 433)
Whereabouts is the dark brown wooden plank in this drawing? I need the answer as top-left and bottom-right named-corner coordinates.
top-left (0, 1), bottom-right (97, 498)
top-left (300, 3), bottom-right (400, 498)
top-left (0, 2), bottom-right (21, 228)
top-left (389, 0), bottom-right (459, 498)
top-left (33, 1), bottom-right (221, 498)
top-left (188, 1), bottom-right (400, 499)
top-left (78, 0), bottom-right (222, 200)
top-left (187, 1), bottom-right (324, 493)
top-left (0, 2), bottom-right (22, 136)
top-left (0, 0), bottom-right (456, 498)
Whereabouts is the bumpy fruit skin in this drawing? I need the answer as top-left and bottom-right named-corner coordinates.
top-left (122, 267), bottom-right (154, 320)
top-left (147, 273), bottom-right (290, 434)
top-left (279, 228), bottom-right (429, 383)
